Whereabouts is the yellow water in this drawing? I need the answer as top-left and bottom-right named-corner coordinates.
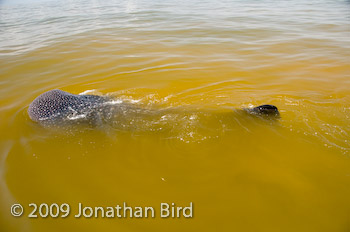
top-left (1, 0), bottom-right (350, 231)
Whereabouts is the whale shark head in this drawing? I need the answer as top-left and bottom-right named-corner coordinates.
top-left (28, 89), bottom-right (106, 123)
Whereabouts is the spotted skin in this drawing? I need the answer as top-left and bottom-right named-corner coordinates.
top-left (28, 89), bottom-right (280, 126)
top-left (28, 89), bottom-right (108, 124)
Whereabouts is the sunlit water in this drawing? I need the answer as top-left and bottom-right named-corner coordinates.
top-left (1, 0), bottom-right (350, 231)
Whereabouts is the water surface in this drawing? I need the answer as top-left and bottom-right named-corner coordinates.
top-left (0, 0), bottom-right (350, 231)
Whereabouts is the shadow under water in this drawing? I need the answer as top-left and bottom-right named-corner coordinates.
top-left (27, 90), bottom-right (281, 142)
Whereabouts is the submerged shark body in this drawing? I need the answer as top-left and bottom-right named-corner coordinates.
top-left (28, 89), bottom-right (280, 127)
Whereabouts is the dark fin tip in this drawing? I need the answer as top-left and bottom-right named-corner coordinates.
top-left (245, 104), bottom-right (280, 117)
